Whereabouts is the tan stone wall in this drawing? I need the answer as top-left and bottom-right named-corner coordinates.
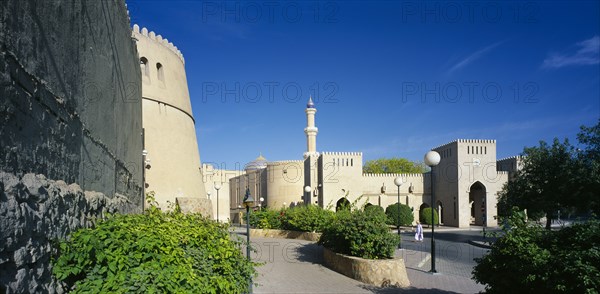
top-left (202, 164), bottom-right (243, 222)
top-left (265, 161), bottom-right (304, 208)
top-left (133, 25), bottom-right (206, 208)
top-left (323, 248), bottom-right (410, 288)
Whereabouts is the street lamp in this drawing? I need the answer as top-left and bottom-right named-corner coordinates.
top-left (394, 176), bottom-right (403, 249)
top-left (214, 183), bottom-right (221, 222)
top-left (304, 186), bottom-right (311, 204)
top-left (243, 188), bottom-right (255, 293)
top-left (424, 150), bottom-right (441, 274)
top-left (259, 197), bottom-right (265, 209)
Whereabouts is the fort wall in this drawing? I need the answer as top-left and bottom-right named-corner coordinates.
top-left (0, 0), bottom-right (142, 292)
top-left (133, 25), bottom-right (207, 208)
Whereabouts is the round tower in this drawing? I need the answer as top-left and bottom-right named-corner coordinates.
top-left (304, 96), bottom-right (319, 158)
top-left (132, 24), bottom-right (207, 208)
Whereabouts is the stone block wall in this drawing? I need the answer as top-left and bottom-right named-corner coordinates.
top-left (0, 173), bottom-right (135, 293)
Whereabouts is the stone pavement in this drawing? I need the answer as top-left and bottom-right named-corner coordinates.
top-left (239, 232), bottom-right (487, 293)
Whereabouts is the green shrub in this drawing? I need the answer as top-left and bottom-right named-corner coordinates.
top-left (249, 208), bottom-right (282, 229)
top-left (385, 203), bottom-right (414, 227)
top-left (318, 208), bottom-right (400, 259)
top-left (473, 210), bottom-right (600, 293)
top-left (420, 207), bottom-right (439, 225)
top-left (281, 205), bottom-right (334, 232)
top-left (364, 204), bottom-right (384, 214)
top-left (52, 194), bottom-right (256, 293)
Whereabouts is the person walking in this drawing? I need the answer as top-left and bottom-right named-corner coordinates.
top-left (415, 221), bottom-right (424, 242)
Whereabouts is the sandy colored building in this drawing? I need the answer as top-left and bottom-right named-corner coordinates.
top-left (133, 25), bottom-right (207, 209)
top-left (229, 98), bottom-right (522, 228)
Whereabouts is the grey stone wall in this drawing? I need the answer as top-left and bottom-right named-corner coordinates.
top-left (0, 172), bottom-right (135, 293)
top-left (0, 0), bottom-right (143, 199)
top-left (0, 0), bottom-right (143, 292)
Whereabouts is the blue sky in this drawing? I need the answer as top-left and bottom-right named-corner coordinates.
top-left (128, 0), bottom-right (600, 169)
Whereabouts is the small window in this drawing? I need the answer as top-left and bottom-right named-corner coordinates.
top-left (467, 146), bottom-right (470, 154)
top-left (140, 57), bottom-right (149, 77)
top-left (156, 63), bottom-right (164, 81)
top-left (485, 146), bottom-right (487, 154)
top-left (351, 158), bottom-right (353, 166)
top-left (346, 159), bottom-right (348, 166)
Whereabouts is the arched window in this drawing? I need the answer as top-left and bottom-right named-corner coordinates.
top-left (156, 63), bottom-right (164, 81)
top-left (140, 57), bottom-right (149, 77)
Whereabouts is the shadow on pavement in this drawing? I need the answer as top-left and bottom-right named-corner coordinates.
top-left (359, 285), bottom-right (462, 293)
top-left (294, 242), bottom-right (324, 263)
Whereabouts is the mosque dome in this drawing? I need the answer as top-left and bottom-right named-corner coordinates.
top-left (245, 153), bottom-right (268, 171)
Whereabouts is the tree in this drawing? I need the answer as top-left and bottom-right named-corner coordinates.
top-left (575, 119), bottom-right (600, 213)
top-left (498, 138), bottom-right (578, 229)
top-left (385, 203), bottom-right (414, 227)
top-left (473, 210), bottom-right (600, 293)
top-left (363, 157), bottom-right (427, 174)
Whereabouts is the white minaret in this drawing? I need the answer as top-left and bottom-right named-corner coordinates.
top-left (304, 96), bottom-right (319, 158)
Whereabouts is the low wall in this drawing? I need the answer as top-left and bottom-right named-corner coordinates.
top-left (250, 229), bottom-right (321, 242)
top-left (323, 248), bottom-right (410, 288)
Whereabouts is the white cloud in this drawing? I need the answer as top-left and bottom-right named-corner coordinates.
top-left (447, 41), bottom-right (505, 74)
top-left (542, 36), bottom-right (600, 69)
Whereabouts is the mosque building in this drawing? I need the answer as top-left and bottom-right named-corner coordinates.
top-left (217, 97), bottom-right (522, 228)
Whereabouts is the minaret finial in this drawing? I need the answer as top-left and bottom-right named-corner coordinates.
top-left (307, 96), bottom-right (315, 108)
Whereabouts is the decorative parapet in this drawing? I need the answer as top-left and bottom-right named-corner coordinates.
top-left (496, 155), bottom-right (522, 163)
top-left (362, 173), bottom-right (424, 178)
top-left (132, 24), bottom-right (185, 64)
top-left (266, 160), bottom-right (304, 166)
top-left (432, 139), bottom-right (496, 151)
top-left (321, 152), bottom-right (362, 156)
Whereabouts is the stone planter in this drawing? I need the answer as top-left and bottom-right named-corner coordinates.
top-left (249, 229), bottom-right (321, 242)
top-left (322, 248), bottom-right (410, 288)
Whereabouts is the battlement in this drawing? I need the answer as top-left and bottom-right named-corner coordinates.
top-left (497, 155), bottom-right (522, 163)
top-left (321, 152), bottom-right (362, 156)
top-left (432, 139), bottom-right (496, 151)
top-left (132, 24), bottom-right (185, 64)
top-left (497, 171), bottom-right (509, 174)
top-left (266, 160), bottom-right (304, 166)
top-left (362, 173), bottom-right (424, 178)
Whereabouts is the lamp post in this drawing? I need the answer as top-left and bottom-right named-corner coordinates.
top-left (243, 188), bottom-right (255, 293)
top-left (304, 186), bottom-right (311, 204)
top-left (424, 150), bottom-right (441, 274)
top-left (214, 183), bottom-right (221, 222)
top-left (394, 176), bottom-right (403, 249)
top-left (259, 197), bottom-right (265, 210)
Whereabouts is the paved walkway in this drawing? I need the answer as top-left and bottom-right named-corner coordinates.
top-left (239, 233), bottom-right (486, 293)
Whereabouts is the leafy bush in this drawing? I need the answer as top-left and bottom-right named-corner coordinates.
top-left (473, 210), bottom-right (600, 293)
top-left (281, 205), bottom-right (334, 232)
top-left (53, 194), bottom-right (256, 293)
top-left (249, 208), bottom-right (282, 229)
top-left (364, 204), bottom-right (384, 214)
top-left (385, 203), bottom-right (414, 227)
top-left (318, 208), bottom-right (400, 259)
top-left (420, 207), bottom-right (439, 225)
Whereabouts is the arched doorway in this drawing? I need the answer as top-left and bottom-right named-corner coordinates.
top-left (469, 182), bottom-right (486, 226)
top-left (336, 198), bottom-right (350, 212)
